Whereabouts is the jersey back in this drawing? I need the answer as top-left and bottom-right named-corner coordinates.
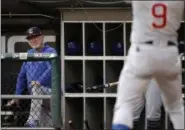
top-left (131, 1), bottom-right (184, 43)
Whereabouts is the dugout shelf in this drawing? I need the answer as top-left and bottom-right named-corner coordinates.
top-left (105, 60), bottom-right (123, 93)
top-left (105, 97), bottom-right (116, 129)
top-left (85, 60), bottom-right (104, 93)
top-left (64, 60), bottom-right (83, 93)
top-left (85, 98), bottom-right (104, 129)
top-left (84, 23), bottom-right (103, 56)
top-left (64, 23), bottom-right (83, 56)
top-left (125, 22), bottom-right (132, 55)
top-left (105, 23), bottom-right (124, 56)
top-left (65, 97), bottom-right (84, 130)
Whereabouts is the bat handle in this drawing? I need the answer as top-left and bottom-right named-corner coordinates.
top-left (86, 87), bottom-right (91, 91)
top-left (84, 120), bottom-right (90, 129)
top-left (68, 120), bottom-right (74, 129)
top-left (87, 86), bottom-right (97, 91)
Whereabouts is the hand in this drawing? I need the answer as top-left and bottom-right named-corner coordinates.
top-left (4, 99), bottom-right (21, 111)
top-left (30, 81), bottom-right (40, 87)
top-left (6, 99), bottom-right (19, 106)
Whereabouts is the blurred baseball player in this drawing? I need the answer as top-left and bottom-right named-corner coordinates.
top-left (112, 1), bottom-right (184, 130)
top-left (6, 27), bottom-right (57, 127)
top-left (133, 79), bottom-right (162, 130)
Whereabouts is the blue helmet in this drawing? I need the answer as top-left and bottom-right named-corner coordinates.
top-left (112, 42), bottom-right (123, 55)
top-left (87, 41), bottom-right (103, 55)
top-left (66, 41), bottom-right (81, 55)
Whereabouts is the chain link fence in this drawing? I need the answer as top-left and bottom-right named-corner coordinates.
top-left (1, 53), bottom-right (62, 130)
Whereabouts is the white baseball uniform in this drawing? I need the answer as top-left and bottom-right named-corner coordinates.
top-left (133, 79), bottom-right (162, 120)
top-left (133, 79), bottom-right (162, 130)
top-left (112, 1), bottom-right (184, 130)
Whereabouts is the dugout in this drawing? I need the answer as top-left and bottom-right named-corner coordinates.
top-left (1, 0), bottom-right (185, 130)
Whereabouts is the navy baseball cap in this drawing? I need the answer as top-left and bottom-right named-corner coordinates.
top-left (26, 27), bottom-right (42, 39)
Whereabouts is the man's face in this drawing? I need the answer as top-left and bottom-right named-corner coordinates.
top-left (28, 35), bottom-right (43, 49)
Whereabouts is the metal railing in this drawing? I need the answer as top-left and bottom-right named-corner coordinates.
top-left (1, 53), bottom-right (62, 130)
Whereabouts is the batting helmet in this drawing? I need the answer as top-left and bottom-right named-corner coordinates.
top-left (112, 42), bottom-right (123, 55)
top-left (87, 41), bottom-right (103, 55)
top-left (66, 41), bottom-right (81, 55)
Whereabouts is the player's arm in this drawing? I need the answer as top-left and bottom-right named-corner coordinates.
top-left (6, 63), bottom-right (27, 106)
top-left (15, 62), bottom-right (27, 95)
top-left (36, 48), bottom-right (57, 88)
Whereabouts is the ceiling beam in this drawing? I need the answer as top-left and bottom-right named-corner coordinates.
top-left (19, 0), bottom-right (59, 16)
top-left (1, 13), bottom-right (57, 19)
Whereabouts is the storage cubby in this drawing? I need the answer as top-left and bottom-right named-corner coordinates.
top-left (85, 23), bottom-right (103, 56)
top-left (182, 57), bottom-right (185, 86)
top-left (105, 60), bottom-right (124, 93)
top-left (182, 69), bottom-right (185, 86)
top-left (105, 98), bottom-right (116, 129)
top-left (177, 22), bottom-right (184, 43)
top-left (64, 60), bottom-right (83, 93)
top-left (64, 23), bottom-right (83, 56)
top-left (85, 98), bottom-right (104, 129)
top-left (62, 21), bottom-right (185, 130)
top-left (85, 60), bottom-right (103, 93)
top-left (105, 23), bottom-right (124, 56)
top-left (65, 98), bottom-right (84, 130)
top-left (125, 22), bottom-right (132, 55)
top-left (178, 22), bottom-right (184, 54)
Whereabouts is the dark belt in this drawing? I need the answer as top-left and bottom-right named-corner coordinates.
top-left (145, 41), bottom-right (176, 46)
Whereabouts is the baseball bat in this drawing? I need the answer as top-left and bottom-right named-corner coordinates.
top-left (68, 120), bottom-right (74, 129)
top-left (84, 120), bottom-right (90, 129)
top-left (86, 81), bottom-right (118, 91)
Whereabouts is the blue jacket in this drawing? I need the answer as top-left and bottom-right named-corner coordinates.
top-left (15, 43), bottom-right (57, 95)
